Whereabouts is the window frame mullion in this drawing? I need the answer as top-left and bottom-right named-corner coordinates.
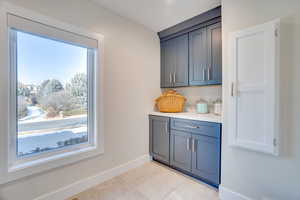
top-left (87, 49), bottom-right (95, 147)
top-left (8, 28), bottom-right (18, 168)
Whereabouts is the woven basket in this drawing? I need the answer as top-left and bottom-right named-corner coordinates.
top-left (155, 90), bottom-right (186, 113)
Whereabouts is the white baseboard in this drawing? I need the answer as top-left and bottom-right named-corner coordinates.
top-left (219, 185), bottom-right (253, 200)
top-left (34, 154), bottom-right (151, 200)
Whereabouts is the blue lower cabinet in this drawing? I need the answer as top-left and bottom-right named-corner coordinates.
top-left (149, 115), bottom-right (221, 187)
top-left (149, 115), bottom-right (170, 165)
top-left (191, 134), bottom-right (220, 186)
top-left (170, 130), bottom-right (192, 172)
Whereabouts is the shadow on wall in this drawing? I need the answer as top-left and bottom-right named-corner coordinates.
top-left (279, 15), bottom-right (300, 158)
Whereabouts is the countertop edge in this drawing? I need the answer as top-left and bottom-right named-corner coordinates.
top-left (149, 112), bottom-right (223, 124)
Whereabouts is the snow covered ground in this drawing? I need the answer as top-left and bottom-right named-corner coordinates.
top-left (18, 126), bottom-right (88, 156)
top-left (17, 106), bottom-right (89, 157)
top-left (19, 106), bottom-right (46, 122)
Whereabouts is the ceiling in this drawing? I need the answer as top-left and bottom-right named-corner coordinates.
top-left (91, 0), bottom-right (221, 32)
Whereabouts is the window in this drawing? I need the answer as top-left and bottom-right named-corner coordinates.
top-left (9, 16), bottom-right (97, 161)
top-left (0, 9), bottom-right (103, 182)
top-left (13, 30), bottom-right (92, 157)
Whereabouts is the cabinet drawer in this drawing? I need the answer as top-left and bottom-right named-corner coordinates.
top-left (170, 118), bottom-right (221, 138)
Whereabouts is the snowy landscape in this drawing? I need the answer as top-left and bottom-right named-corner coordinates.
top-left (17, 74), bottom-right (89, 157)
top-left (15, 30), bottom-right (90, 157)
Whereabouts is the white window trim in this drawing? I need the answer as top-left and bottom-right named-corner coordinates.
top-left (0, 2), bottom-right (105, 184)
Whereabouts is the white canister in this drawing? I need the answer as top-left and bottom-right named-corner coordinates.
top-left (213, 100), bottom-right (222, 115)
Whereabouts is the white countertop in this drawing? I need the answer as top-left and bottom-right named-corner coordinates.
top-left (149, 111), bottom-right (222, 124)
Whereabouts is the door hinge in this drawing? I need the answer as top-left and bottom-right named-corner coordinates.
top-left (273, 138), bottom-right (277, 146)
top-left (275, 28), bottom-right (279, 37)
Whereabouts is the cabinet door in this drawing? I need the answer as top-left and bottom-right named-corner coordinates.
top-left (161, 39), bottom-right (175, 88)
top-left (173, 34), bottom-right (189, 87)
top-left (170, 130), bottom-right (192, 172)
top-left (228, 20), bottom-right (279, 155)
top-left (191, 134), bottom-right (220, 185)
top-left (189, 28), bottom-right (207, 86)
top-left (207, 22), bottom-right (222, 84)
top-left (149, 116), bottom-right (170, 164)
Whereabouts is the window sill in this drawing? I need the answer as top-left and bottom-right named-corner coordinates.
top-left (1, 144), bottom-right (104, 184)
top-left (9, 145), bottom-right (98, 172)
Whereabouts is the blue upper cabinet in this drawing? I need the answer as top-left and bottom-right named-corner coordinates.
top-left (161, 38), bottom-right (175, 88)
top-left (174, 34), bottom-right (189, 87)
top-left (189, 27), bottom-right (208, 85)
top-left (189, 22), bottom-right (222, 86)
top-left (159, 6), bottom-right (221, 88)
top-left (206, 22), bottom-right (222, 85)
top-left (161, 34), bottom-right (189, 88)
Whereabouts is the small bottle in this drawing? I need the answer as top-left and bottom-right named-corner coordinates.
top-left (213, 99), bottom-right (222, 116)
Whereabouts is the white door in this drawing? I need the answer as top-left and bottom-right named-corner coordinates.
top-left (228, 20), bottom-right (280, 155)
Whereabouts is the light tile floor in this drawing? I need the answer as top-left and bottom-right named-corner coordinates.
top-left (67, 161), bottom-right (219, 200)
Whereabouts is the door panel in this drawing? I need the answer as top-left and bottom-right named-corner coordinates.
top-left (189, 28), bottom-right (207, 85)
top-left (174, 34), bottom-right (189, 87)
top-left (149, 116), bottom-right (170, 164)
top-left (161, 40), bottom-right (175, 88)
top-left (170, 130), bottom-right (192, 172)
top-left (228, 20), bottom-right (280, 155)
top-left (207, 22), bottom-right (222, 84)
top-left (191, 135), bottom-right (220, 185)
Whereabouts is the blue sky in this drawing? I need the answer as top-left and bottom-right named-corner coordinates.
top-left (17, 31), bottom-right (87, 85)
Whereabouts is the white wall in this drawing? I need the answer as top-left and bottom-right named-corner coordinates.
top-left (0, 0), bottom-right (160, 199)
top-left (222, 0), bottom-right (300, 199)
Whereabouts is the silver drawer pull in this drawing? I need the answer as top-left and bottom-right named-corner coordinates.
top-left (165, 124), bottom-right (168, 134)
top-left (186, 138), bottom-right (190, 151)
top-left (173, 72), bottom-right (176, 83)
top-left (184, 125), bottom-right (199, 129)
top-left (192, 139), bottom-right (196, 152)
